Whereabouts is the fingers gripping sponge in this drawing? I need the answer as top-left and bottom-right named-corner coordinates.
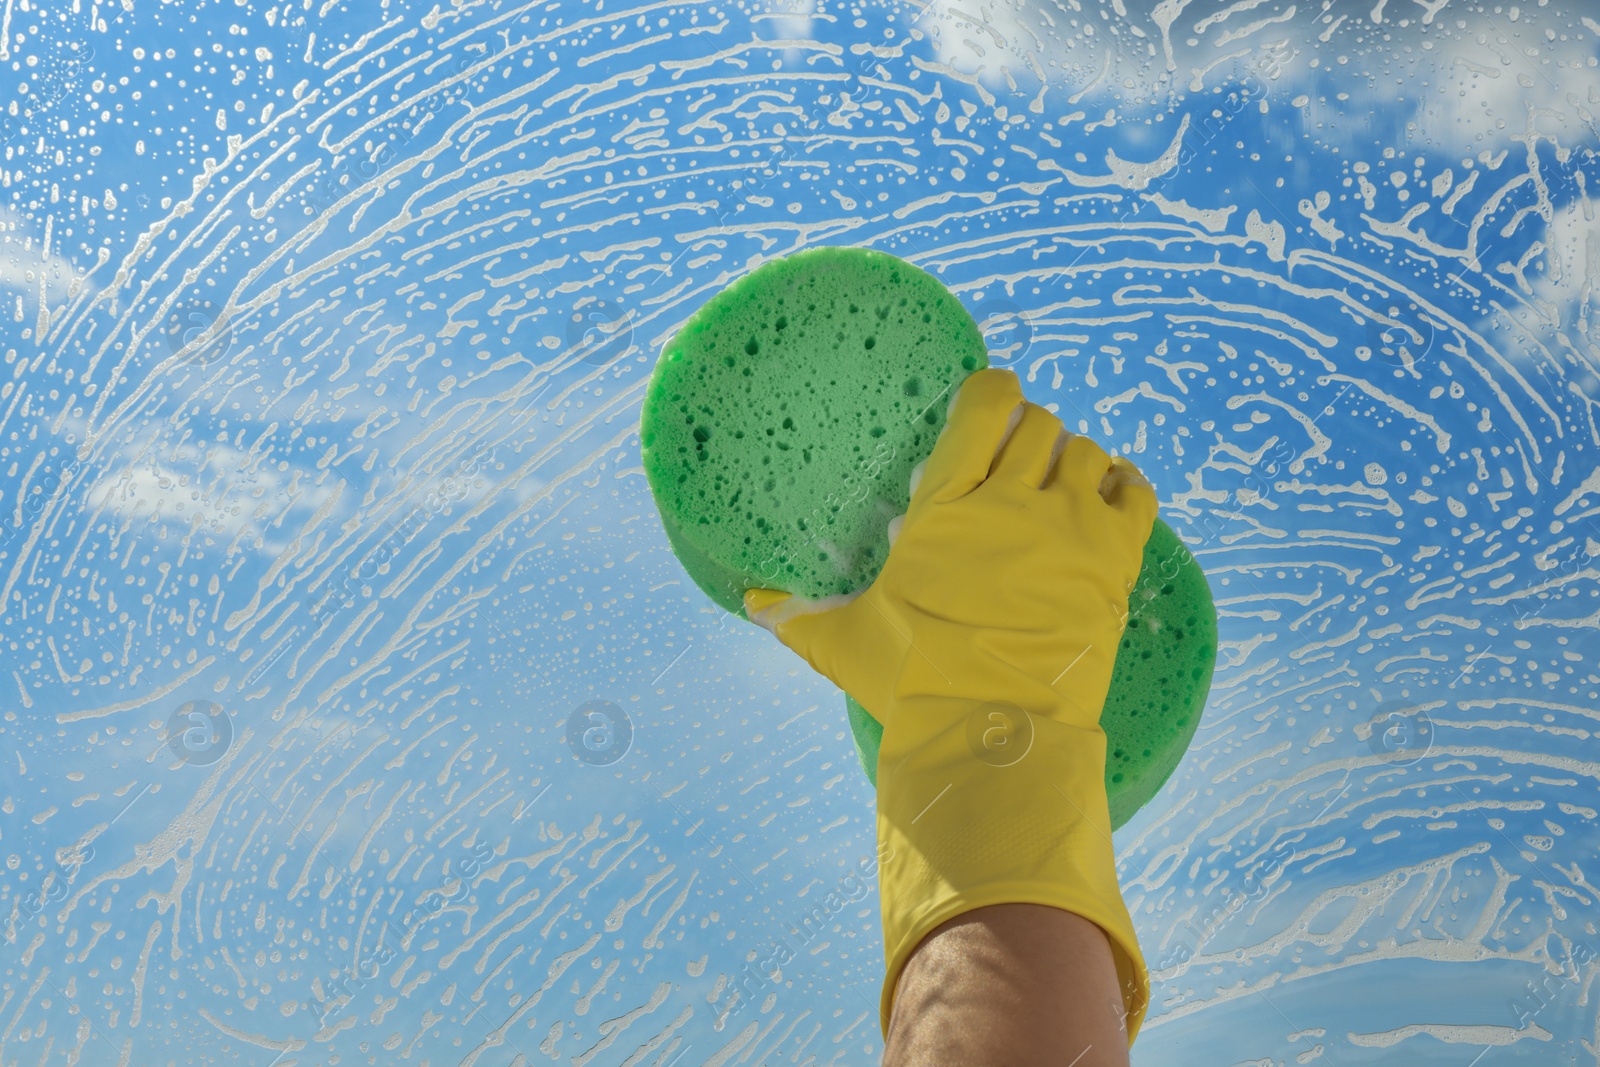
top-left (844, 519), bottom-right (1216, 829)
top-left (641, 246), bottom-right (1218, 829)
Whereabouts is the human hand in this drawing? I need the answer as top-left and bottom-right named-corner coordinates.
top-left (742, 366), bottom-right (1159, 1045)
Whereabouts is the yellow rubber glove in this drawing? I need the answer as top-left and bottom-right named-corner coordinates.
top-left (743, 367), bottom-right (1158, 1045)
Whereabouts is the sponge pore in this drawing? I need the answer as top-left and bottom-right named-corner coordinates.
top-left (642, 245), bottom-right (1217, 830)
top-left (640, 246), bottom-right (985, 611)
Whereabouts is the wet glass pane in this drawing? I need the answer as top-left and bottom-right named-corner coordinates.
top-left (2, 1), bottom-right (1597, 1063)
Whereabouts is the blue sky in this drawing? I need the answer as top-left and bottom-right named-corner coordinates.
top-left (2, 1), bottom-right (1599, 1064)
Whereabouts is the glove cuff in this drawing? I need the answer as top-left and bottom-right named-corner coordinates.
top-left (873, 712), bottom-right (1149, 1047)
top-left (877, 882), bottom-right (1150, 1046)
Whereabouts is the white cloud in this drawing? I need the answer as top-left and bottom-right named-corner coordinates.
top-left (84, 440), bottom-right (338, 553)
top-left (0, 204), bottom-right (90, 314)
top-left (1535, 195), bottom-right (1599, 304)
top-left (1525, 196), bottom-right (1600, 394)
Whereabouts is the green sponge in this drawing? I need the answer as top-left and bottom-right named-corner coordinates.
top-left (640, 246), bottom-right (1217, 829)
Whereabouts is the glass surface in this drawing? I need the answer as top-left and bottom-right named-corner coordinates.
top-left (2, 1), bottom-right (1597, 1063)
